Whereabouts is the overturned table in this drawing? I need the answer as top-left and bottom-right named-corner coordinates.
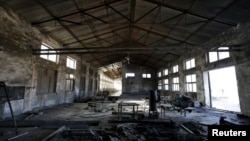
top-left (117, 102), bottom-right (139, 120)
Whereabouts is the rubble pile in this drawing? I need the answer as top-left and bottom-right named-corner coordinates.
top-left (102, 122), bottom-right (179, 141)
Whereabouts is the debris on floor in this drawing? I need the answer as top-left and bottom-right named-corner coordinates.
top-left (1, 102), bottom-right (250, 141)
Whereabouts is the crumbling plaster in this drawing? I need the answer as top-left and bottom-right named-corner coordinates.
top-left (0, 5), bottom-right (98, 119)
top-left (159, 22), bottom-right (250, 117)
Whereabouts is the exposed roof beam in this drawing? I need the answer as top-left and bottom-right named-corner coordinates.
top-left (35, 0), bottom-right (105, 66)
top-left (33, 46), bottom-right (241, 55)
top-left (181, 0), bottom-right (240, 46)
top-left (34, 45), bottom-right (200, 51)
top-left (135, 5), bottom-right (159, 23)
top-left (74, 0), bottom-right (104, 47)
top-left (58, 19), bottom-right (82, 25)
top-left (106, 4), bottom-right (132, 23)
top-left (133, 25), bottom-right (196, 46)
top-left (32, 0), bottom-right (123, 25)
top-left (145, 0), bottom-right (237, 27)
top-left (160, 13), bottom-right (184, 24)
top-left (34, 50), bottom-right (171, 55)
top-left (63, 25), bottom-right (128, 46)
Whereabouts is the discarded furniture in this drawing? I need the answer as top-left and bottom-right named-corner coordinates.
top-left (117, 102), bottom-right (139, 120)
top-left (179, 107), bottom-right (195, 116)
top-left (170, 94), bottom-right (194, 116)
top-left (160, 103), bottom-right (173, 117)
top-left (107, 95), bottom-right (120, 102)
top-left (95, 100), bottom-right (111, 112)
top-left (62, 128), bottom-right (103, 141)
top-left (88, 101), bottom-right (111, 112)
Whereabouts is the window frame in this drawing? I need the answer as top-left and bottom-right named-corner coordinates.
top-left (158, 80), bottom-right (162, 90)
top-left (172, 77), bottom-right (179, 91)
top-left (163, 79), bottom-right (169, 90)
top-left (66, 73), bottom-right (75, 91)
top-left (185, 74), bottom-right (197, 92)
top-left (158, 71), bottom-right (162, 77)
top-left (172, 65), bottom-right (179, 73)
top-left (40, 43), bottom-right (58, 63)
top-left (185, 58), bottom-right (195, 70)
top-left (66, 56), bottom-right (77, 69)
top-left (208, 47), bottom-right (230, 63)
top-left (142, 73), bottom-right (151, 78)
top-left (125, 72), bottom-right (135, 78)
top-left (163, 68), bottom-right (168, 76)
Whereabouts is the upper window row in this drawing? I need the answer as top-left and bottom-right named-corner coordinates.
top-left (158, 47), bottom-right (230, 77)
top-left (158, 62), bottom-right (187, 77)
top-left (125, 73), bottom-right (152, 78)
top-left (40, 43), bottom-right (57, 62)
top-left (208, 47), bottom-right (230, 63)
top-left (40, 43), bottom-right (77, 70)
top-left (158, 74), bottom-right (197, 92)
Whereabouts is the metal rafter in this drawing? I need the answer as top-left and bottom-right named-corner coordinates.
top-left (31, 0), bottom-right (124, 26)
top-left (133, 25), bottom-right (196, 45)
top-left (145, 0), bottom-right (237, 27)
top-left (106, 4), bottom-right (132, 23)
top-left (105, 3), bottom-right (121, 61)
top-left (181, 0), bottom-right (240, 47)
top-left (33, 45), bottom-right (239, 55)
top-left (73, 0), bottom-right (110, 68)
top-left (134, 4), bottom-right (159, 23)
top-left (35, 0), bottom-right (104, 66)
top-left (141, 0), bottom-right (198, 67)
top-left (128, 0), bottom-right (136, 51)
top-left (142, 6), bottom-right (162, 45)
top-left (73, 0), bottom-right (126, 68)
top-left (63, 25), bottom-right (128, 46)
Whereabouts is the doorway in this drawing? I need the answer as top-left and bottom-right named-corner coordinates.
top-left (208, 66), bottom-right (240, 112)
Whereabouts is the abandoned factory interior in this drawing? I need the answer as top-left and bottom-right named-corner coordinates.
top-left (1, 0), bottom-right (250, 140)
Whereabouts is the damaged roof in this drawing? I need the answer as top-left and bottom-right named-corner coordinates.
top-left (1, 0), bottom-right (250, 78)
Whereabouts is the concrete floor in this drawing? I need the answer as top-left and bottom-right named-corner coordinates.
top-left (1, 98), bottom-right (250, 141)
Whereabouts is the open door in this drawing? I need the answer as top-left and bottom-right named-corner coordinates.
top-left (206, 66), bottom-right (240, 112)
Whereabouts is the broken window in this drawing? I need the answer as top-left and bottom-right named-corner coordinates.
top-left (125, 73), bottom-right (135, 78)
top-left (142, 73), bottom-right (151, 78)
top-left (158, 71), bottom-right (162, 77)
top-left (66, 74), bottom-right (75, 91)
top-left (66, 56), bottom-right (76, 69)
top-left (40, 43), bottom-right (58, 63)
top-left (208, 47), bottom-right (230, 63)
top-left (158, 80), bottom-right (162, 90)
top-left (163, 68), bottom-right (168, 76)
top-left (185, 74), bottom-right (197, 92)
top-left (172, 77), bottom-right (179, 91)
top-left (185, 58), bottom-right (195, 70)
top-left (172, 65), bottom-right (178, 73)
top-left (164, 79), bottom-right (169, 90)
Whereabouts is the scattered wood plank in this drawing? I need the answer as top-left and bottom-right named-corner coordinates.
top-left (7, 131), bottom-right (30, 140)
top-left (180, 124), bottom-right (194, 134)
top-left (42, 126), bottom-right (65, 141)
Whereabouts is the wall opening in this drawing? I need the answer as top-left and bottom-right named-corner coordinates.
top-left (207, 66), bottom-right (240, 112)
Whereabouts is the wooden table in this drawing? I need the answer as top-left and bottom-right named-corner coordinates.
top-left (160, 103), bottom-right (173, 116)
top-left (117, 102), bottom-right (139, 120)
top-left (88, 101), bottom-right (111, 111)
